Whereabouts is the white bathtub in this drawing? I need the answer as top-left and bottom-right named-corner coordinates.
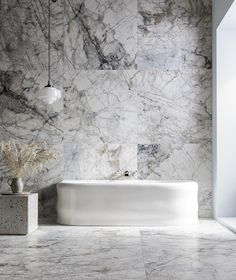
top-left (57, 180), bottom-right (198, 226)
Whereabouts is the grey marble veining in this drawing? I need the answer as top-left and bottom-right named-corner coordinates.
top-left (0, 220), bottom-right (236, 279)
top-left (64, 0), bottom-right (137, 71)
top-left (134, 69), bottom-right (212, 144)
top-left (137, 0), bottom-right (212, 69)
top-left (63, 70), bottom-right (138, 144)
top-left (133, 68), bottom-right (212, 217)
top-left (63, 67), bottom-right (212, 216)
top-left (0, 0), bottom-right (212, 218)
top-left (140, 222), bottom-right (236, 280)
top-left (63, 142), bottom-right (137, 180)
top-left (137, 141), bottom-right (212, 218)
top-left (0, 0), bottom-right (64, 217)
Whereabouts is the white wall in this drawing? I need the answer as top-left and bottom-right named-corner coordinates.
top-left (217, 29), bottom-right (236, 216)
top-left (213, 0), bottom-right (236, 217)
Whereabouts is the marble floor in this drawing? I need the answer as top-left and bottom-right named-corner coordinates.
top-left (0, 220), bottom-right (236, 280)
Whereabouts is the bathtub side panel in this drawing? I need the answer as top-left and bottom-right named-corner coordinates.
top-left (57, 182), bottom-right (198, 226)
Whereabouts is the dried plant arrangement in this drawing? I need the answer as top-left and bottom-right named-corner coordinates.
top-left (0, 139), bottom-right (57, 193)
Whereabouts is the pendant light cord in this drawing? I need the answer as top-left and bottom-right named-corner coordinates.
top-left (47, 0), bottom-right (51, 87)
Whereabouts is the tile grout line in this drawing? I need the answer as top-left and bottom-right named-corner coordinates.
top-left (139, 229), bottom-right (149, 280)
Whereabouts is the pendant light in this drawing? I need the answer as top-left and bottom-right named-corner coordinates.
top-left (38, 0), bottom-right (61, 104)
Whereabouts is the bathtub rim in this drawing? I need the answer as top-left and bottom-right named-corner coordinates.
top-left (57, 179), bottom-right (198, 186)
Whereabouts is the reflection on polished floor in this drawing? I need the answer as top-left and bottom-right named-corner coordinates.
top-left (0, 220), bottom-right (236, 280)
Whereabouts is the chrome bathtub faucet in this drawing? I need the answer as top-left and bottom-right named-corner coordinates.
top-left (115, 170), bottom-right (130, 177)
top-left (115, 170), bottom-right (139, 178)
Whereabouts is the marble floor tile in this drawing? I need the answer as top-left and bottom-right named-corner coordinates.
top-left (0, 226), bottom-right (146, 280)
top-left (0, 221), bottom-right (235, 280)
top-left (140, 220), bottom-right (236, 280)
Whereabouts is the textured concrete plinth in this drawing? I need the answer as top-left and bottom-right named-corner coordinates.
top-left (0, 193), bottom-right (38, 235)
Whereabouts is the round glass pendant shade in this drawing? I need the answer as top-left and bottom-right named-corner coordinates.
top-left (38, 86), bottom-right (61, 105)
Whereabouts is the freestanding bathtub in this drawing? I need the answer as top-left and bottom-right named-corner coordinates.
top-left (57, 180), bottom-right (198, 226)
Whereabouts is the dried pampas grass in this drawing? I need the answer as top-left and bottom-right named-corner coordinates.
top-left (0, 139), bottom-right (58, 178)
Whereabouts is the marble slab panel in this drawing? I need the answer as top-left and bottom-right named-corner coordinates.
top-left (64, 0), bottom-right (137, 72)
top-left (63, 70), bottom-right (138, 144)
top-left (137, 0), bottom-right (212, 69)
top-left (64, 142), bottom-right (137, 180)
top-left (131, 69), bottom-right (212, 145)
top-left (0, 0), bottom-right (64, 79)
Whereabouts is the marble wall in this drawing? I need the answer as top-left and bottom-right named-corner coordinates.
top-left (0, 0), bottom-right (64, 217)
top-left (0, 0), bottom-right (212, 218)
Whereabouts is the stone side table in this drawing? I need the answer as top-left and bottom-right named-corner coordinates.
top-left (0, 193), bottom-right (38, 235)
